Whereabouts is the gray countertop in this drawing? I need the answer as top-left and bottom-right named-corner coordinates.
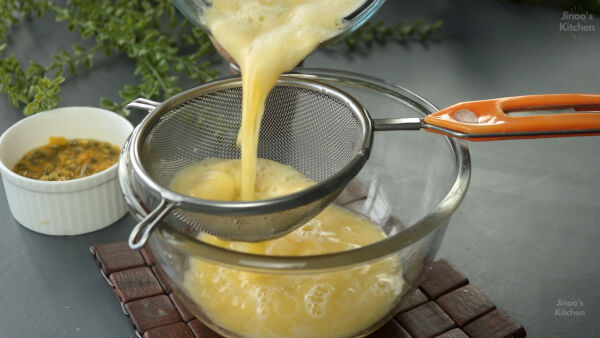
top-left (1, 1), bottom-right (599, 337)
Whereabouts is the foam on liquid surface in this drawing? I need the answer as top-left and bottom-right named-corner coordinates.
top-left (172, 159), bottom-right (405, 337)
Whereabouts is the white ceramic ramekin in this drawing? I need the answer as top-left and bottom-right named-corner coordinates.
top-left (0, 107), bottom-right (133, 235)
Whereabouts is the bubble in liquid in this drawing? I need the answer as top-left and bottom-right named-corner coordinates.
top-left (306, 301), bottom-right (325, 318)
top-left (368, 280), bottom-right (391, 296)
top-left (297, 219), bottom-right (322, 238)
top-left (254, 286), bottom-right (273, 318)
top-left (256, 286), bottom-right (270, 300)
top-left (256, 304), bottom-right (270, 318)
top-left (304, 283), bottom-right (333, 318)
top-left (213, 274), bottom-right (231, 293)
top-left (369, 274), bottom-right (403, 297)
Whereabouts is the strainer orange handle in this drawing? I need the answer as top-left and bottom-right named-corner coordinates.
top-left (423, 94), bottom-right (600, 140)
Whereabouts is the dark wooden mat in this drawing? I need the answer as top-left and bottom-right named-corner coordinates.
top-left (91, 241), bottom-right (526, 338)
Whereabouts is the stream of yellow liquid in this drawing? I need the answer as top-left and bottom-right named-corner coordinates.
top-left (202, 0), bottom-right (366, 200)
top-left (174, 1), bottom-right (406, 336)
top-left (170, 159), bottom-right (405, 338)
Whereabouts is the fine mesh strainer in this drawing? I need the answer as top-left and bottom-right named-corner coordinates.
top-left (123, 77), bottom-right (372, 248)
top-left (122, 75), bottom-right (600, 249)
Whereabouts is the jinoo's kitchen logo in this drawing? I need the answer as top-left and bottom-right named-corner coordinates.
top-left (560, 6), bottom-right (596, 39)
top-left (554, 294), bottom-right (586, 324)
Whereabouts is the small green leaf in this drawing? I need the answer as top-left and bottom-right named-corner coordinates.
top-left (81, 28), bottom-right (94, 38)
top-left (68, 61), bottom-right (76, 74)
top-left (157, 59), bottom-right (168, 72)
top-left (73, 44), bottom-right (85, 54)
top-left (100, 97), bottom-right (118, 111)
top-left (84, 55), bottom-right (93, 68)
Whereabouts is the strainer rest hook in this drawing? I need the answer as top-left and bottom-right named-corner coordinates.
top-left (128, 199), bottom-right (176, 250)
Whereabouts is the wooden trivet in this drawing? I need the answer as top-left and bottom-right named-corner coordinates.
top-left (91, 241), bottom-right (526, 338)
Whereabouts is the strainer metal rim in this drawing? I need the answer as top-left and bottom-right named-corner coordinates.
top-left (129, 76), bottom-right (373, 216)
top-left (147, 68), bottom-right (472, 273)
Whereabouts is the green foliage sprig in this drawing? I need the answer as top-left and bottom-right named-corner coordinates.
top-left (1, 0), bottom-right (444, 115)
top-left (1, 0), bottom-right (218, 115)
top-left (344, 19), bottom-right (444, 50)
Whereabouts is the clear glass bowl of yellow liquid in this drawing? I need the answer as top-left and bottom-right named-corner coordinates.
top-left (129, 69), bottom-right (470, 338)
top-left (171, 0), bottom-right (387, 47)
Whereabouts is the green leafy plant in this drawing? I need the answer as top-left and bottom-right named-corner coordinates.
top-left (1, 0), bottom-right (218, 115)
top-left (1, 0), bottom-right (443, 115)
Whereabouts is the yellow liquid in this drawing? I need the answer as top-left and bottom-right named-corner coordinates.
top-left (171, 159), bottom-right (405, 337)
top-left (182, 1), bottom-right (402, 336)
top-left (202, 0), bottom-right (365, 200)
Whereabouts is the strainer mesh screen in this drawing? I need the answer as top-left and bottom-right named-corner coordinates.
top-left (136, 83), bottom-right (367, 241)
top-left (141, 85), bottom-right (363, 185)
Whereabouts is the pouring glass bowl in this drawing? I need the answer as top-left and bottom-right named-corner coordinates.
top-left (119, 69), bottom-right (471, 337)
top-left (171, 0), bottom-right (386, 48)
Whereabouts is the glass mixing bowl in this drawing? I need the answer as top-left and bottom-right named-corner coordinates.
top-left (171, 0), bottom-right (387, 47)
top-left (120, 69), bottom-right (470, 337)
